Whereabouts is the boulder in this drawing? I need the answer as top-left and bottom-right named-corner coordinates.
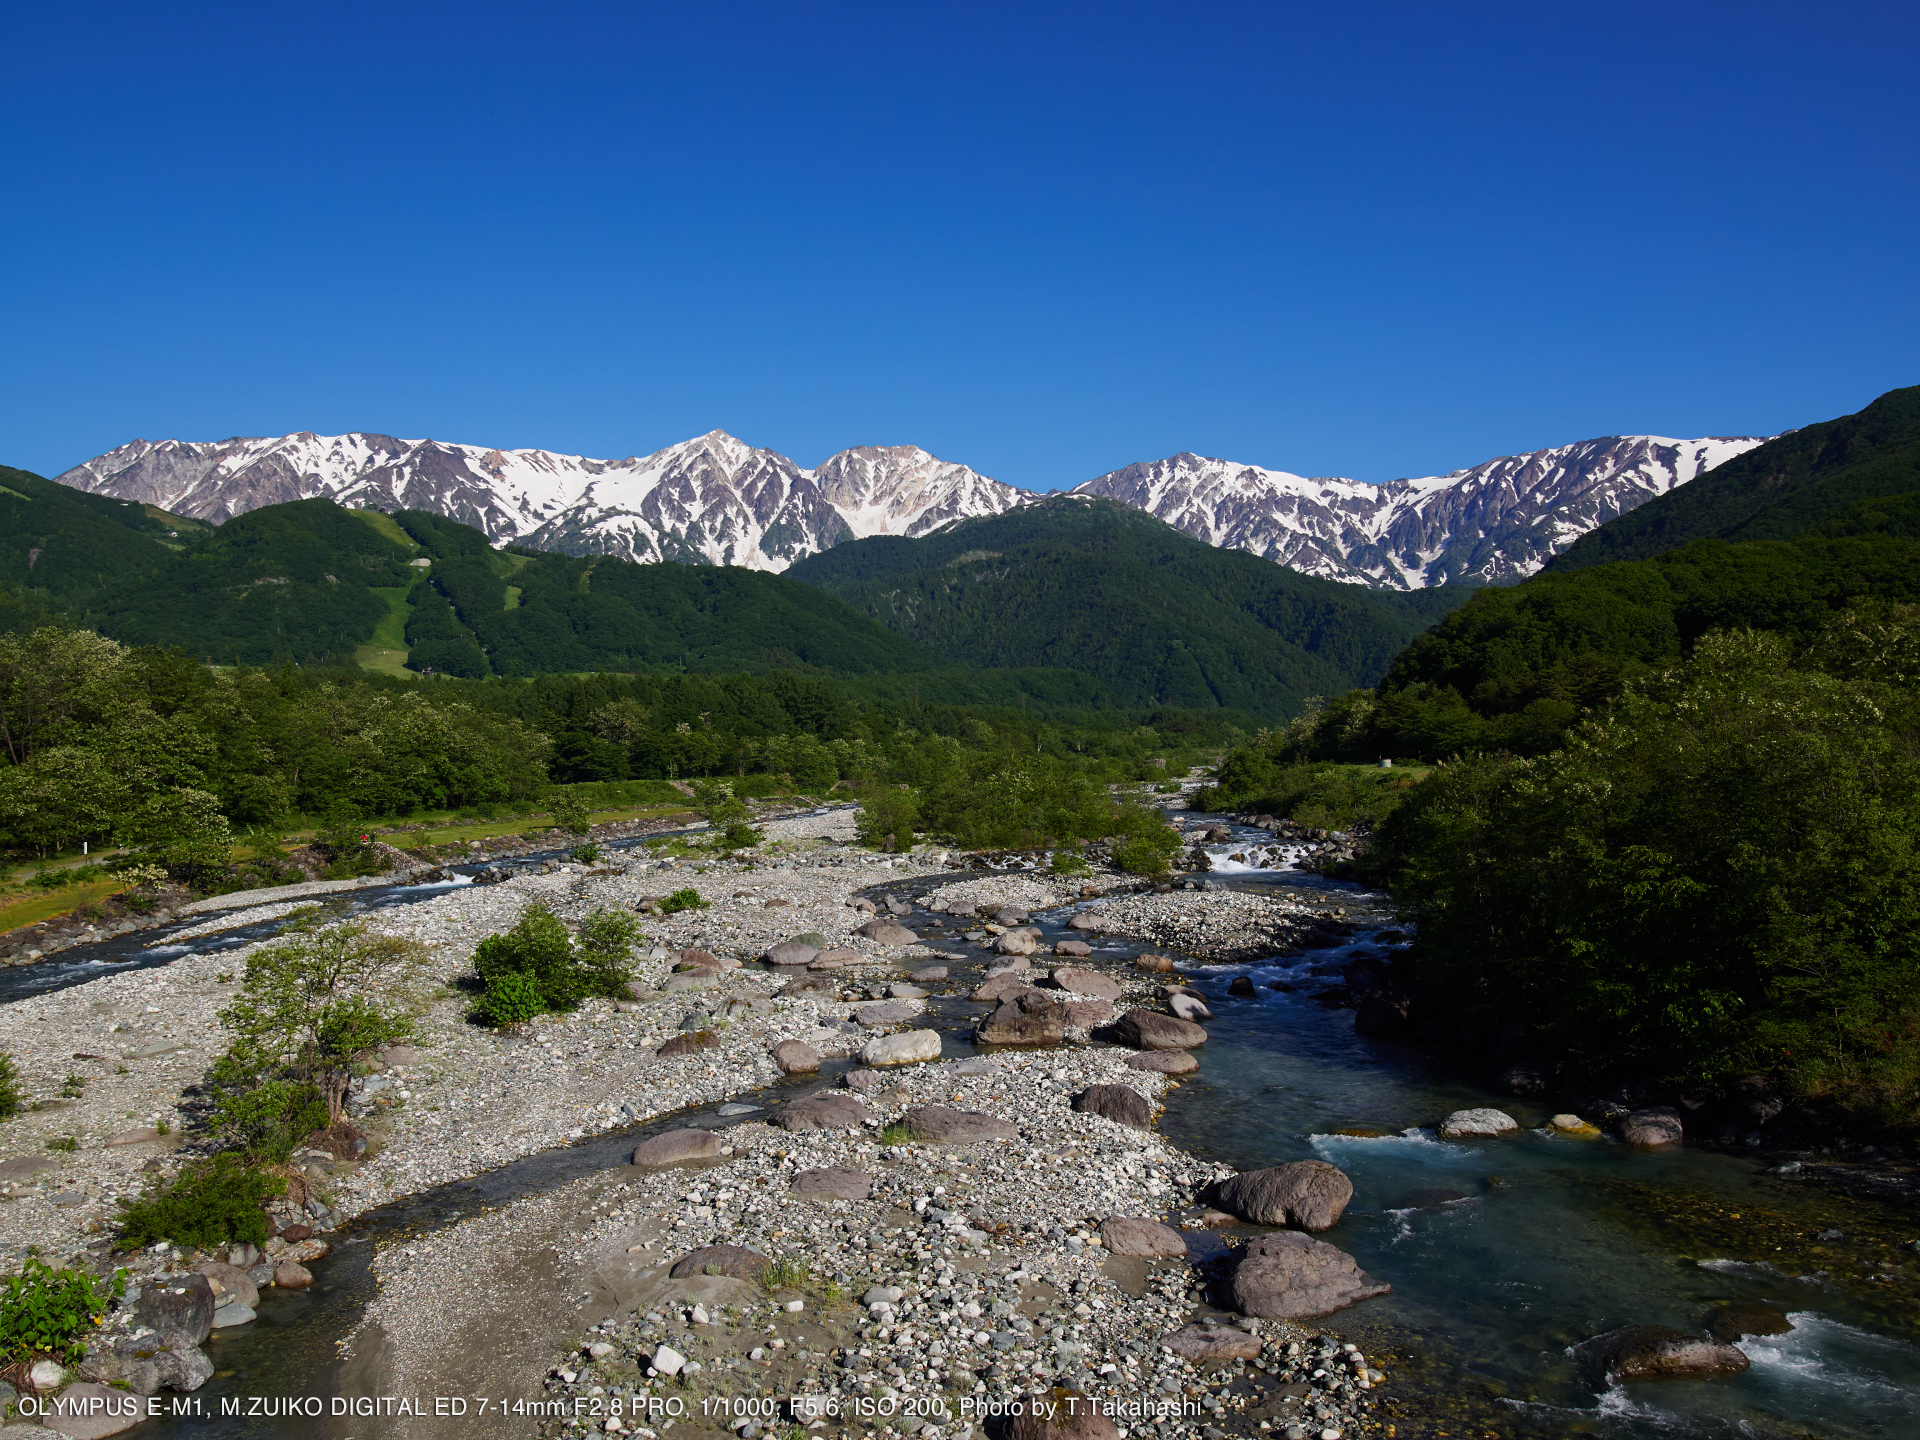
top-left (859, 1029), bottom-right (942, 1066)
top-left (1006, 1387), bottom-right (1120, 1440)
top-left (648, 1344), bottom-right (687, 1377)
top-left (1052, 940), bottom-right (1093, 958)
top-left (792, 1167), bottom-right (873, 1201)
top-left (1227, 976), bottom-right (1256, 998)
top-left (660, 972), bottom-right (717, 993)
top-left (976, 992), bottom-right (1065, 1046)
top-left (1133, 954), bottom-right (1176, 973)
top-left (1167, 991), bottom-right (1212, 1023)
top-left (810, 948), bottom-right (862, 969)
top-left (193, 1260), bottom-right (259, 1311)
top-left (103, 1127), bottom-right (160, 1147)
top-left (888, 984), bottom-right (927, 999)
top-left (900, 1105), bottom-right (1016, 1143)
top-left (273, 1262), bottom-right (312, 1290)
top-left (1097, 1216), bottom-right (1186, 1257)
top-left (1703, 1304), bottom-right (1793, 1344)
top-left (676, 948), bottom-right (725, 970)
top-left (1228, 1232), bottom-right (1391, 1319)
top-left (776, 1093), bottom-right (870, 1132)
top-left (42, 1381), bottom-right (143, 1437)
top-left (851, 1000), bottom-right (919, 1026)
top-left (992, 906), bottom-right (1030, 925)
top-left (1050, 967), bottom-right (1123, 1001)
top-left (1574, 1326), bottom-right (1750, 1381)
top-left (841, 1069), bottom-right (889, 1093)
top-left (973, 972), bottom-right (1043, 1003)
top-left (857, 919), bottom-right (919, 947)
top-left (910, 966), bottom-right (949, 982)
top-left (668, 1244), bottom-right (770, 1281)
top-left (210, 1302), bottom-right (256, 1328)
top-left (994, 930), bottom-right (1041, 957)
top-left (1438, 1108), bottom-right (1519, 1139)
top-left (1111, 1008), bottom-right (1207, 1050)
top-left (1066, 913), bottom-right (1106, 932)
top-left (1162, 1322), bottom-right (1261, 1363)
top-left (632, 1129), bottom-right (724, 1167)
top-left (1548, 1113), bottom-right (1601, 1138)
top-left (1622, 1106), bottom-right (1684, 1148)
top-left (887, 898), bottom-right (913, 917)
top-left (656, 1031), bottom-right (720, 1057)
top-left (1352, 989), bottom-right (1413, 1036)
top-left (1073, 1084), bottom-right (1153, 1130)
top-left (770, 1039), bottom-right (820, 1074)
top-left (0, 1156), bottom-right (55, 1183)
top-left (765, 939), bottom-right (822, 966)
top-left (133, 1274), bottom-right (215, 1346)
top-left (1211, 1160), bottom-right (1353, 1232)
top-left (1062, 999), bottom-right (1116, 1028)
top-left (1125, 1049), bottom-right (1198, 1075)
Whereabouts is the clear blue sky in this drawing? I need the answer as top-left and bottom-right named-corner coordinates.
top-left (3, 1), bottom-right (1915, 490)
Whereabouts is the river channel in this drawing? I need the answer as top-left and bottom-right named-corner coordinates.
top-left (10, 811), bottom-right (1917, 1438)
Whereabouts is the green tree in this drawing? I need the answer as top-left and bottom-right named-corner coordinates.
top-left (215, 916), bottom-right (429, 1139)
top-left (854, 784), bottom-right (919, 850)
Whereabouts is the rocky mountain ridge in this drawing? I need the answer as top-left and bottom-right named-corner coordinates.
top-left (56, 426), bottom-right (1769, 586)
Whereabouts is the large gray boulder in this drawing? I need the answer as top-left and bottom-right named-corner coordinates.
top-left (1112, 1007), bottom-right (1207, 1050)
top-left (42, 1380), bottom-right (146, 1434)
top-left (1622, 1107), bottom-right (1684, 1147)
top-left (973, 973), bottom-right (1042, 1003)
top-left (1438, 1107), bottom-right (1519, 1139)
top-left (900, 1106), bottom-right (1016, 1143)
top-left (668, 1244), bottom-right (770, 1281)
top-left (1211, 1160), bottom-right (1353, 1232)
top-left (857, 919), bottom-right (919, 947)
top-left (1573, 1326), bottom-right (1749, 1380)
top-left (192, 1261), bottom-right (259, 1312)
top-left (1066, 912), bottom-right (1107, 932)
top-left (764, 940), bottom-right (821, 966)
top-left (976, 992), bottom-right (1065, 1046)
top-left (1050, 967), bottom-right (1123, 1000)
top-left (770, 1039), bottom-right (820, 1074)
top-left (632, 1129), bottom-right (723, 1167)
top-left (133, 1275), bottom-right (215, 1346)
top-left (1073, 1084), bottom-right (1152, 1130)
top-left (1098, 1216), bottom-right (1186, 1257)
top-left (1228, 1232), bottom-right (1391, 1319)
top-left (1167, 990), bottom-right (1213, 1022)
top-left (776, 1093), bottom-right (870, 1132)
top-left (1125, 1049), bottom-right (1198, 1074)
top-left (859, 1029), bottom-right (941, 1066)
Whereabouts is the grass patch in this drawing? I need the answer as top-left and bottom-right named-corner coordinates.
top-left (0, 880), bottom-right (129, 936)
top-left (353, 585), bottom-right (416, 678)
top-left (760, 1256), bottom-right (812, 1291)
top-left (878, 1122), bottom-right (911, 1145)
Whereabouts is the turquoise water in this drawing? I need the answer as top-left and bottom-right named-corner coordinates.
top-left (1150, 822), bottom-right (1920, 1438)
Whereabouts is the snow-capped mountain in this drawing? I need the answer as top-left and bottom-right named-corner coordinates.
top-left (56, 427), bottom-right (1769, 586)
top-left (1072, 434), bottom-right (1767, 588)
top-left (53, 432), bottom-right (1031, 571)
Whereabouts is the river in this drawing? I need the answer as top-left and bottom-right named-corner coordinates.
top-left (10, 811), bottom-right (1917, 1438)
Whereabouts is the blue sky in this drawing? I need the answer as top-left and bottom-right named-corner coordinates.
top-left (3, 1), bottom-right (1915, 489)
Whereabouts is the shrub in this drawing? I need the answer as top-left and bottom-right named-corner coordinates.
top-left (44, 1136), bottom-right (76, 1153)
top-left (117, 1153), bottom-right (287, 1249)
top-left (1049, 847), bottom-right (1090, 878)
top-left (0, 1258), bottom-right (124, 1365)
top-left (314, 804), bottom-right (384, 879)
top-left (719, 822), bottom-right (763, 851)
top-left (570, 842), bottom-right (601, 863)
top-left (0, 1054), bottom-right (20, 1121)
top-left (575, 906), bottom-right (642, 997)
top-left (854, 785), bottom-right (920, 850)
top-left (1110, 803), bottom-right (1184, 877)
top-left (658, 888), bottom-right (707, 915)
top-left (548, 789), bottom-right (592, 837)
top-left (477, 970), bottom-right (546, 1027)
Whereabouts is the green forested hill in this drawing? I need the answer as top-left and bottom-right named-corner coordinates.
top-left (783, 496), bottom-right (1474, 713)
top-left (1549, 383), bottom-right (1920, 570)
top-left (0, 463), bottom-right (207, 609)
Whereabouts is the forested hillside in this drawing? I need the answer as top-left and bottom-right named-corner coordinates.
top-left (785, 496), bottom-right (1472, 714)
top-left (1549, 383), bottom-right (1920, 570)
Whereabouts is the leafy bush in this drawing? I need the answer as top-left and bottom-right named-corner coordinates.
top-left (659, 888), bottom-right (707, 915)
top-left (570, 842), bottom-right (601, 863)
top-left (917, 748), bottom-right (1117, 850)
top-left (314, 804), bottom-right (384, 879)
top-left (471, 902), bottom-right (638, 1024)
top-left (0, 1257), bottom-right (123, 1364)
top-left (719, 822), bottom-right (762, 850)
top-left (477, 970), bottom-right (546, 1027)
top-left (854, 785), bottom-right (919, 850)
top-left (0, 1053), bottom-right (19, 1121)
top-left (117, 1153), bottom-right (287, 1249)
top-left (1049, 846), bottom-right (1090, 877)
top-left (214, 917), bottom-right (428, 1140)
top-left (547, 789), bottom-right (592, 836)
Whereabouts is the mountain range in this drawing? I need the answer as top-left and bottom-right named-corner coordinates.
top-left (55, 426), bottom-right (1768, 589)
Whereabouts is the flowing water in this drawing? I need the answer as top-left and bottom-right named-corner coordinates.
top-left (12, 809), bottom-right (1918, 1437)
